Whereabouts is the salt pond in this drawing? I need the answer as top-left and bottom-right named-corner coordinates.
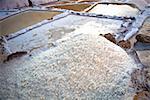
top-left (88, 3), bottom-right (139, 17)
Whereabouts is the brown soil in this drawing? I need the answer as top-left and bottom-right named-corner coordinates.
top-left (102, 33), bottom-right (132, 49)
top-left (0, 11), bottom-right (61, 35)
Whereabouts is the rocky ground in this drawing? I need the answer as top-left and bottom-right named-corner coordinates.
top-left (136, 18), bottom-right (150, 66)
top-left (130, 17), bottom-right (150, 100)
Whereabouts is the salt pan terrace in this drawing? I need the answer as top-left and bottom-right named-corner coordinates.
top-left (5, 14), bottom-right (125, 57)
top-left (0, 1), bottom-right (150, 100)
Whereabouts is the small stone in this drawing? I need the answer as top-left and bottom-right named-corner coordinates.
top-left (103, 33), bottom-right (116, 44)
top-left (118, 40), bottom-right (131, 49)
top-left (136, 34), bottom-right (150, 43)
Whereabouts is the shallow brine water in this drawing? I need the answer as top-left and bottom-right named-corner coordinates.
top-left (0, 11), bottom-right (61, 35)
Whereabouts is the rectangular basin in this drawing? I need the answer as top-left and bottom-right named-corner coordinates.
top-left (0, 11), bottom-right (61, 35)
top-left (48, 3), bottom-right (91, 11)
top-left (7, 14), bottom-right (124, 53)
top-left (86, 3), bottom-right (140, 17)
